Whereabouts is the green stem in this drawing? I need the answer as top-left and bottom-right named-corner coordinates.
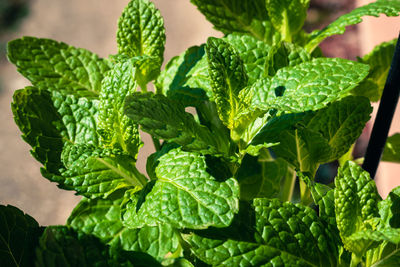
top-left (350, 253), bottom-right (362, 267)
top-left (131, 165), bottom-right (149, 187)
top-left (339, 143), bottom-right (355, 166)
top-left (151, 136), bottom-right (161, 151)
top-left (299, 179), bottom-right (313, 206)
top-left (139, 81), bottom-right (148, 92)
top-left (281, 165), bottom-right (296, 202)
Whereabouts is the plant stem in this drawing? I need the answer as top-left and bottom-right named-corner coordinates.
top-left (350, 253), bottom-right (362, 267)
top-left (299, 179), bottom-right (312, 206)
top-left (339, 143), bottom-right (355, 166)
top-left (131, 165), bottom-right (149, 187)
top-left (362, 33), bottom-right (400, 179)
top-left (151, 135), bottom-right (161, 151)
top-left (281, 165), bottom-right (296, 202)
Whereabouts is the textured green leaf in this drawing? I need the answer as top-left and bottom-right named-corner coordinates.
top-left (306, 0), bottom-right (400, 52)
top-left (35, 226), bottom-right (110, 267)
top-left (264, 42), bottom-right (311, 77)
top-left (265, 0), bottom-right (310, 42)
top-left (237, 155), bottom-right (287, 200)
top-left (35, 226), bottom-right (160, 267)
top-left (206, 37), bottom-right (248, 128)
top-left (379, 186), bottom-right (400, 229)
top-left (224, 34), bottom-right (272, 84)
top-left (382, 133), bottom-right (400, 163)
top-left (305, 96), bottom-right (372, 163)
top-left (145, 142), bottom-right (180, 181)
top-left (353, 39), bottom-right (397, 102)
top-left (98, 60), bottom-right (142, 158)
top-left (348, 229), bottom-right (400, 245)
top-left (0, 205), bottom-right (42, 267)
top-left (12, 87), bottom-right (99, 176)
top-left (124, 92), bottom-right (220, 154)
top-left (155, 45), bottom-right (210, 106)
top-left (68, 196), bottom-right (180, 262)
top-left (7, 37), bottom-right (111, 96)
top-left (246, 97), bottom-right (371, 171)
top-left (300, 173), bottom-right (342, 250)
top-left (12, 87), bottom-right (145, 198)
top-left (156, 34), bottom-right (272, 110)
top-left (190, 0), bottom-right (276, 43)
top-left (186, 198), bottom-right (338, 266)
top-left (57, 143), bottom-right (146, 199)
top-left (312, 184), bottom-right (335, 221)
top-left (117, 0), bottom-right (165, 71)
top-left (334, 161), bottom-right (381, 255)
top-left (123, 148), bottom-right (239, 229)
top-left (248, 58), bottom-right (370, 113)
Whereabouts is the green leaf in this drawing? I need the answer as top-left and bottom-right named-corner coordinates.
top-left (206, 37), bottom-right (248, 128)
top-left (265, 0), bottom-right (310, 42)
top-left (242, 143), bottom-right (279, 157)
top-left (250, 112), bottom-right (308, 146)
top-left (264, 42), bottom-right (311, 77)
top-left (371, 247), bottom-right (400, 266)
top-left (247, 97), bottom-right (371, 171)
top-left (306, 0), bottom-right (400, 52)
top-left (299, 173), bottom-right (342, 248)
top-left (7, 37), bottom-right (111, 96)
top-left (12, 87), bottom-right (145, 198)
top-left (236, 155), bottom-right (287, 200)
top-left (68, 196), bottom-right (181, 262)
top-left (117, 0), bottom-right (165, 77)
top-left (224, 34), bottom-right (272, 84)
top-left (382, 133), bottom-right (400, 163)
top-left (12, 87), bottom-right (100, 177)
top-left (124, 92), bottom-right (220, 154)
top-left (0, 205), bottom-right (42, 267)
top-left (348, 228), bottom-right (400, 245)
top-left (334, 161), bottom-right (381, 255)
top-left (145, 142), bottom-right (180, 180)
top-left (155, 45), bottom-right (210, 106)
top-left (98, 60), bottom-right (142, 158)
top-left (190, 0), bottom-right (276, 43)
top-left (305, 96), bottom-right (372, 163)
top-left (245, 114), bottom-right (308, 172)
top-left (35, 226), bottom-right (161, 267)
top-left (156, 34), bottom-right (272, 108)
top-left (274, 127), bottom-right (330, 173)
top-left (250, 113), bottom-right (330, 173)
top-left (123, 148), bottom-right (239, 229)
top-left (353, 39), bottom-right (397, 102)
top-left (248, 58), bottom-right (370, 113)
top-left (233, 111), bottom-right (273, 146)
top-left (186, 198), bottom-right (338, 266)
top-left (379, 186), bottom-right (400, 229)
top-left (57, 143), bottom-right (147, 199)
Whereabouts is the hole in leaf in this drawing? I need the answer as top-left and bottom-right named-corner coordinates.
top-left (274, 85), bottom-right (286, 97)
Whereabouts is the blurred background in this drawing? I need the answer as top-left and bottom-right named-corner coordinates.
top-left (0, 0), bottom-right (399, 225)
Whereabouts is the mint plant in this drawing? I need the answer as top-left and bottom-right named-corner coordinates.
top-left (3, 0), bottom-right (400, 266)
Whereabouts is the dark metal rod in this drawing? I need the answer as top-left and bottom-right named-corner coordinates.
top-left (362, 32), bottom-right (400, 179)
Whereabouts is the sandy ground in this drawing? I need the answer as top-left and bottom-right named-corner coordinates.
top-left (0, 0), bottom-right (220, 225)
